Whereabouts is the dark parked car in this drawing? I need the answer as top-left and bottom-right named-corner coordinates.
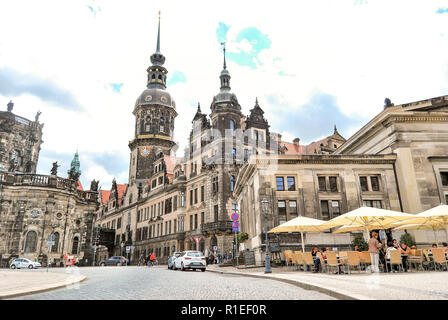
top-left (99, 256), bottom-right (128, 266)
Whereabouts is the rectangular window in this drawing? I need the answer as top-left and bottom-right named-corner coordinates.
top-left (331, 200), bottom-right (341, 217)
top-left (360, 176), bottom-right (369, 192)
top-left (190, 190), bottom-right (193, 205)
top-left (287, 176), bottom-right (296, 191)
top-left (278, 200), bottom-right (287, 224)
top-left (276, 177), bottom-right (285, 191)
top-left (321, 200), bottom-right (330, 220)
top-left (194, 188), bottom-right (198, 204)
top-left (190, 215), bottom-right (194, 231)
top-left (174, 219), bottom-right (177, 233)
top-left (201, 212), bottom-right (205, 226)
top-left (194, 214), bottom-right (198, 230)
top-left (212, 177), bottom-right (219, 194)
top-left (214, 205), bottom-right (219, 222)
top-left (201, 186), bottom-right (205, 202)
top-left (318, 176), bottom-right (326, 191)
top-left (329, 176), bottom-right (338, 192)
top-left (445, 194), bottom-right (448, 204)
top-left (117, 218), bottom-right (121, 229)
top-left (173, 195), bottom-right (178, 211)
top-left (441, 172), bottom-right (448, 186)
top-left (363, 200), bottom-right (382, 208)
top-left (289, 200), bottom-right (298, 219)
top-left (371, 176), bottom-right (380, 191)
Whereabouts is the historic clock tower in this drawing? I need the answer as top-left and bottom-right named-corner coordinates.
top-left (128, 14), bottom-right (177, 186)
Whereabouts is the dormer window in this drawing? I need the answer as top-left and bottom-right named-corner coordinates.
top-left (160, 117), bottom-right (165, 132)
top-left (145, 117), bottom-right (151, 132)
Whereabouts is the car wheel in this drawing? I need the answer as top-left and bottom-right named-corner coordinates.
top-left (10, 264), bottom-right (16, 269)
top-left (100, 262), bottom-right (105, 267)
top-left (28, 265), bottom-right (34, 269)
top-left (181, 263), bottom-right (185, 271)
top-left (201, 268), bottom-right (206, 272)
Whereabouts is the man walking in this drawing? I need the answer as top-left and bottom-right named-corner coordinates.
top-left (368, 231), bottom-right (382, 273)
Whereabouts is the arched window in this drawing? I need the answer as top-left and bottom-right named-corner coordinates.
top-left (151, 74), bottom-right (155, 80)
top-left (72, 236), bottom-right (79, 254)
top-left (159, 117), bottom-right (165, 133)
top-left (230, 175), bottom-right (236, 192)
top-left (158, 74), bottom-right (162, 80)
top-left (51, 232), bottom-right (60, 253)
top-left (145, 117), bottom-right (151, 132)
top-left (24, 231), bottom-right (38, 253)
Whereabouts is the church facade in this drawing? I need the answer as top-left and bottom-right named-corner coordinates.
top-left (0, 103), bottom-right (99, 267)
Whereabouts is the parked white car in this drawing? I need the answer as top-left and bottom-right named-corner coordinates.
top-left (174, 251), bottom-right (206, 271)
top-left (10, 258), bottom-right (41, 269)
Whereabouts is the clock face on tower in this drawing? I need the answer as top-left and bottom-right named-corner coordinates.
top-left (140, 146), bottom-right (151, 157)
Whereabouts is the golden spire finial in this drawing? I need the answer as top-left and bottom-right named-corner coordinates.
top-left (158, 10), bottom-right (161, 19)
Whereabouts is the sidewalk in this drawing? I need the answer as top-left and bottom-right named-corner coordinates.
top-left (206, 264), bottom-right (448, 300)
top-left (0, 269), bottom-right (86, 299)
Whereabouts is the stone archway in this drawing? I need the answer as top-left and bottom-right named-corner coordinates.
top-left (210, 235), bottom-right (218, 252)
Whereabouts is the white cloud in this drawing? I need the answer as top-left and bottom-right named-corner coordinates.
top-left (1, 0), bottom-right (448, 188)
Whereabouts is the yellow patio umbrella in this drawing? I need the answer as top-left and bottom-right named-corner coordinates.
top-left (268, 216), bottom-right (329, 251)
top-left (321, 206), bottom-right (416, 240)
top-left (392, 223), bottom-right (445, 246)
top-left (390, 204), bottom-right (448, 245)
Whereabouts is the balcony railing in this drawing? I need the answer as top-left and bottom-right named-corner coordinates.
top-left (0, 172), bottom-right (97, 202)
top-left (201, 221), bottom-right (233, 234)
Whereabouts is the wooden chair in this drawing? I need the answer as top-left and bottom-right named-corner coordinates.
top-left (302, 252), bottom-right (314, 272)
top-left (431, 248), bottom-right (448, 271)
top-left (346, 251), bottom-right (362, 274)
top-left (422, 249), bottom-right (434, 271)
top-left (389, 250), bottom-right (404, 272)
top-left (408, 249), bottom-right (423, 272)
top-left (325, 251), bottom-right (344, 274)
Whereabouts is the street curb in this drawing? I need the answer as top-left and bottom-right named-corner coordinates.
top-left (207, 269), bottom-right (358, 300)
top-left (0, 275), bottom-right (87, 300)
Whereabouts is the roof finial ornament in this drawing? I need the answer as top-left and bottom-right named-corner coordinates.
top-left (7, 100), bottom-right (13, 112)
top-left (334, 124), bottom-right (338, 134)
top-left (221, 41), bottom-right (226, 70)
top-left (197, 102), bottom-right (201, 113)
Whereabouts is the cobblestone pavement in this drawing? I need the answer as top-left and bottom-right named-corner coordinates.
top-left (10, 266), bottom-right (335, 300)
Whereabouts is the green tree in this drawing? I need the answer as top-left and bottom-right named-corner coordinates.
top-left (237, 232), bottom-right (249, 244)
top-left (400, 232), bottom-right (416, 247)
top-left (352, 235), bottom-right (368, 251)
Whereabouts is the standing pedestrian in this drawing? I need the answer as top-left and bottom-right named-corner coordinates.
top-left (217, 252), bottom-right (222, 264)
top-left (368, 231), bottom-right (382, 273)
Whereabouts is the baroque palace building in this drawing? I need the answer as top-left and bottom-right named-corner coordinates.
top-left (0, 101), bottom-right (99, 267)
top-left (94, 17), bottom-right (448, 265)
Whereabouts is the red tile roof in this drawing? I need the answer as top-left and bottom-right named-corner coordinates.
top-left (101, 190), bottom-right (110, 204)
top-left (77, 180), bottom-right (83, 191)
top-left (116, 184), bottom-right (128, 206)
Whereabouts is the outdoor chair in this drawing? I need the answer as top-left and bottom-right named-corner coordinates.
top-left (346, 251), bottom-right (362, 274)
top-left (359, 251), bottom-right (371, 271)
top-left (408, 249), bottom-right (424, 272)
top-left (317, 252), bottom-right (326, 273)
top-left (302, 252), bottom-right (314, 272)
top-left (284, 250), bottom-right (293, 268)
top-left (388, 250), bottom-right (404, 272)
top-left (431, 249), bottom-right (448, 271)
top-left (293, 251), bottom-right (304, 271)
top-left (325, 251), bottom-right (345, 274)
top-left (422, 249), bottom-right (434, 271)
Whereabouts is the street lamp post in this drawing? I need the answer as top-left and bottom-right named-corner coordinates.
top-left (261, 197), bottom-right (272, 274)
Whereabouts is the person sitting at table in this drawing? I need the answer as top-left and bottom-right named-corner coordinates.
top-left (399, 243), bottom-right (411, 272)
top-left (385, 241), bottom-right (397, 272)
top-left (311, 247), bottom-right (321, 273)
top-left (392, 239), bottom-right (400, 249)
top-left (432, 243), bottom-right (438, 249)
top-left (442, 243), bottom-right (448, 252)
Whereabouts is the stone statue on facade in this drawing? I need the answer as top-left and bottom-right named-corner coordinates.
top-left (24, 160), bottom-right (33, 173)
top-left (8, 158), bottom-right (17, 172)
top-left (384, 98), bottom-right (394, 109)
top-left (67, 167), bottom-right (81, 181)
top-left (35, 111), bottom-right (41, 122)
top-left (50, 161), bottom-right (60, 176)
top-left (90, 179), bottom-right (99, 192)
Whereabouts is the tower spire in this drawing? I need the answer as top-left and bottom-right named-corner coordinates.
top-left (221, 41), bottom-right (227, 70)
top-left (156, 11), bottom-right (161, 53)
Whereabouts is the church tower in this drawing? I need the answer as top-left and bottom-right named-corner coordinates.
top-left (128, 13), bottom-right (177, 186)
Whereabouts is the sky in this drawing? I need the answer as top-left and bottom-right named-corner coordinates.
top-left (1, 0), bottom-right (448, 190)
